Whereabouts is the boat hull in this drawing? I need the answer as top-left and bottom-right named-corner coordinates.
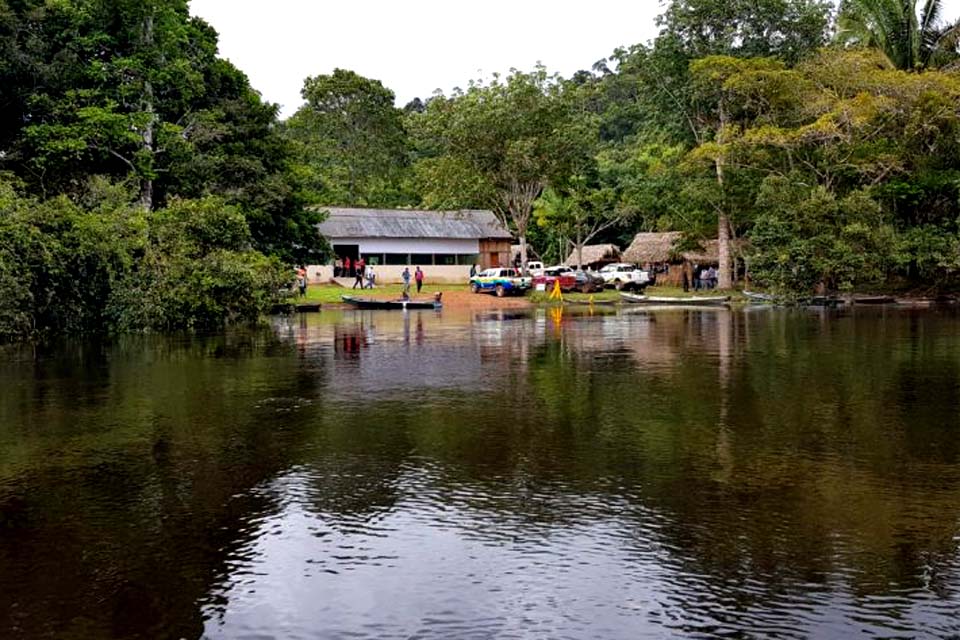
top-left (341, 295), bottom-right (441, 310)
top-left (620, 293), bottom-right (730, 306)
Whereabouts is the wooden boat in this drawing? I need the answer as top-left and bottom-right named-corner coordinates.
top-left (851, 295), bottom-right (896, 305)
top-left (341, 295), bottom-right (441, 310)
top-left (620, 292), bottom-right (730, 306)
top-left (743, 290), bottom-right (777, 303)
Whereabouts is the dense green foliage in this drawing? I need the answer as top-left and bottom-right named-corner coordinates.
top-left (284, 69), bottom-right (415, 207)
top-left (0, 0), bottom-right (322, 340)
top-left (0, 176), bottom-right (285, 341)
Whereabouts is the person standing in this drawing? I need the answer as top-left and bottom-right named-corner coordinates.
top-left (366, 266), bottom-right (376, 289)
top-left (334, 257), bottom-right (342, 278)
top-left (415, 266), bottom-right (424, 294)
top-left (469, 264), bottom-right (477, 278)
top-left (296, 267), bottom-right (306, 297)
top-left (352, 263), bottom-right (365, 289)
top-left (344, 256), bottom-right (352, 278)
top-left (358, 256), bottom-right (366, 280)
top-left (401, 267), bottom-right (412, 298)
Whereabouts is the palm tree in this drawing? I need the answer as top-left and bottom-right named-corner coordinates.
top-left (837, 0), bottom-right (960, 70)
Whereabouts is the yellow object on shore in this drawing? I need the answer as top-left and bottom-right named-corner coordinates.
top-left (549, 279), bottom-right (563, 302)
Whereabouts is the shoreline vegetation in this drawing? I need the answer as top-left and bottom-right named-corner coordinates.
top-left (3, 0), bottom-right (960, 342)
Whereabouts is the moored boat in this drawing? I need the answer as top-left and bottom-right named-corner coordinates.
top-left (341, 295), bottom-right (442, 310)
top-left (851, 295), bottom-right (896, 305)
top-left (620, 292), bottom-right (730, 306)
top-left (743, 290), bottom-right (777, 303)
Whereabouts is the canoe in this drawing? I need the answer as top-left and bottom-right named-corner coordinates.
top-left (341, 295), bottom-right (441, 310)
top-left (743, 290), bottom-right (777, 303)
top-left (620, 292), bottom-right (730, 306)
top-left (851, 295), bottom-right (896, 305)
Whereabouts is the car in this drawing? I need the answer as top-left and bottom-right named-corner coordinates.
top-left (469, 268), bottom-right (533, 297)
top-left (532, 266), bottom-right (578, 293)
top-left (572, 269), bottom-right (605, 293)
top-left (526, 261), bottom-right (545, 277)
top-left (598, 263), bottom-right (650, 291)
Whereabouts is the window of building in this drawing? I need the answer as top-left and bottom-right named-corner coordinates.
top-left (434, 254), bottom-right (457, 266)
top-left (362, 253), bottom-right (384, 266)
top-left (457, 254), bottom-right (480, 265)
top-left (384, 253), bottom-right (409, 265)
top-left (410, 253), bottom-right (433, 266)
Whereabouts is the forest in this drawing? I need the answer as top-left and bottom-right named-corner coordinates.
top-left (2, 0), bottom-right (960, 339)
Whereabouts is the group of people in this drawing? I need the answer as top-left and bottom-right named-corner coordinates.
top-left (683, 264), bottom-right (720, 291)
top-left (331, 256), bottom-right (430, 294)
top-left (691, 264), bottom-right (719, 291)
top-left (400, 266), bottom-right (425, 299)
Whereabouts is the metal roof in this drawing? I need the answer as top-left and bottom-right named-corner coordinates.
top-left (316, 207), bottom-right (513, 240)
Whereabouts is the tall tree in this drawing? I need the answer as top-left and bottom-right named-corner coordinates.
top-left (284, 68), bottom-right (413, 207)
top-left (409, 68), bottom-right (591, 272)
top-left (837, 0), bottom-right (960, 70)
top-left (0, 0), bottom-right (321, 263)
top-left (533, 180), bottom-right (625, 269)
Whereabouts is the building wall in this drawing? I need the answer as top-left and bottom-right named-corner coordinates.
top-left (308, 264), bottom-right (471, 284)
top-left (479, 239), bottom-right (511, 269)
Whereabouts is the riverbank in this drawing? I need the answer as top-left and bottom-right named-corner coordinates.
top-left (295, 283), bottom-right (951, 312)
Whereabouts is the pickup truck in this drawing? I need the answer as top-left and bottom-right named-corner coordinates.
top-left (470, 268), bottom-right (533, 297)
top-left (598, 263), bottom-right (650, 291)
top-left (532, 266), bottom-right (578, 293)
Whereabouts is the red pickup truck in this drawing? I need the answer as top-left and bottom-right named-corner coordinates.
top-left (532, 266), bottom-right (578, 293)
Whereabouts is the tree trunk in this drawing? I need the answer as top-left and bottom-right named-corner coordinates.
top-left (718, 207), bottom-right (732, 290)
top-left (576, 227), bottom-right (583, 270)
top-left (519, 234), bottom-right (528, 275)
top-left (139, 12), bottom-right (156, 211)
top-left (715, 99), bottom-right (732, 290)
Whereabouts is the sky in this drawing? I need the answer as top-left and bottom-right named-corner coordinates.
top-left (189, 0), bottom-right (661, 117)
top-left (190, 0), bottom-right (960, 119)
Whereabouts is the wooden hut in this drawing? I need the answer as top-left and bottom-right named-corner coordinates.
top-left (564, 244), bottom-right (621, 269)
top-left (622, 232), bottom-right (723, 287)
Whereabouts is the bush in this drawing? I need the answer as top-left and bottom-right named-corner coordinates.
top-left (0, 178), bottom-right (288, 342)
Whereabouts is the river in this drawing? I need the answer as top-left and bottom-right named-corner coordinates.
top-left (1, 306), bottom-right (959, 639)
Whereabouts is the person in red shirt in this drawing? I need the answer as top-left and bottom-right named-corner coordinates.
top-left (344, 256), bottom-right (351, 277)
top-left (414, 266), bottom-right (424, 293)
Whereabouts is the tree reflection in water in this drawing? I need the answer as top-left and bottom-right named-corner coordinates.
top-left (1, 308), bottom-right (959, 638)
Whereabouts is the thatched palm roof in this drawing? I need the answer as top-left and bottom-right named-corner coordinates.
top-left (622, 232), bottom-right (725, 264)
top-left (565, 244), bottom-right (620, 266)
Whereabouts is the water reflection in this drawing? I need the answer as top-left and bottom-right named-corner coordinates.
top-left (1, 308), bottom-right (960, 638)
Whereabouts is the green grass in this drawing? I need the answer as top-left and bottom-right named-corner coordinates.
top-left (301, 283), bottom-right (469, 304)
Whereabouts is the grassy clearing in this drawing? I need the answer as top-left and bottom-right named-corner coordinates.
top-left (301, 283), bottom-right (470, 304)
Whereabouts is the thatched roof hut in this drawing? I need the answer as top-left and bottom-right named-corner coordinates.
top-left (565, 244), bottom-right (621, 267)
top-left (622, 232), bottom-right (724, 265)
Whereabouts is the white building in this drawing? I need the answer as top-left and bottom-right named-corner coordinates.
top-left (310, 208), bottom-right (513, 283)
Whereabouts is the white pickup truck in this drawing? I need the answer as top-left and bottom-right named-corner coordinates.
top-left (598, 263), bottom-right (651, 291)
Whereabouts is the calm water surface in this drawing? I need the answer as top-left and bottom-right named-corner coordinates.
top-left (1, 306), bottom-right (960, 639)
